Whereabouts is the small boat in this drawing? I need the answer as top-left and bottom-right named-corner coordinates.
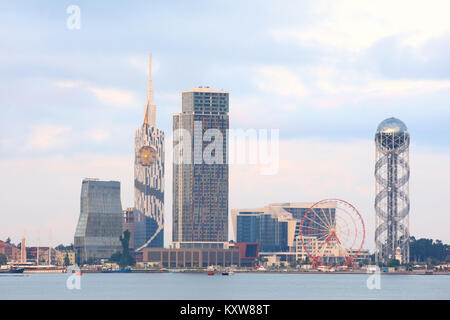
top-left (207, 271), bottom-right (215, 276)
top-left (221, 268), bottom-right (234, 276)
top-left (0, 267), bottom-right (24, 274)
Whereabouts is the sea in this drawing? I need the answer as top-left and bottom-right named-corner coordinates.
top-left (0, 272), bottom-right (449, 300)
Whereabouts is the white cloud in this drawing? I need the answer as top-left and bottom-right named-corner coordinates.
top-left (270, 0), bottom-right (450, 51)
top-left (52, 79), bottom-right (139, 108)
top-left (88, 128), bottom-right (110, 142)
top-left (90, 87), bottom-right (138, 108)
top-left (26, 125), bottom-right (72, 150)
top-left (312, 78), bottom-right (450, 108)
top-left (54, 80), bottom-right (83, 88)
top-left (248, 63), bottom-right (450, 109)
top-left (253, 66), bottom-right (307, 98)
top-left (364, 79), bottom-right (450, 96)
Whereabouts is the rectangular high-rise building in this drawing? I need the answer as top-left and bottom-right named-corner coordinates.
top-left (173, 87), bottom-right (229, 244)
top-left (74, 179), bottom-right (123, 264)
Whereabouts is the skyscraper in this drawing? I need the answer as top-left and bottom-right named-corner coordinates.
top-left (134, 54), bottom-right (165, 250)
top-left (74, 179), bottom-right (123, 264)
top-left (375, 117), bottom-right (410, 264)
top-left (173, 87), bottom-right (229, 244)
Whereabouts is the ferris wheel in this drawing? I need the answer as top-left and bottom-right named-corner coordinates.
top-left (299, 199), bottom-right (365, 269)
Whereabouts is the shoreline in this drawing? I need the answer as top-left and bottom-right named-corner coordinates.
top-left (69, 269), bottom-right (450, 275)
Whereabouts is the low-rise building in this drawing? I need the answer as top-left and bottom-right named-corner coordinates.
top-left (55, 251), bottom-right (76, 266)
top-left (0, 240), bottom-right (21, 263)
top-left (140, 247), bottom-right (242, 268)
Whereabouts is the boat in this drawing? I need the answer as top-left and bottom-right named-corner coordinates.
top-left (221, 267), bottom-right (234, 275)
top-left (0, 267), bottom-right (25, 274)
top-left (22, 266), bottom-right (65, 273)
top-left (207, 271), bottom-right (215, 276)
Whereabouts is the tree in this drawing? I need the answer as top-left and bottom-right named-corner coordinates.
top-left (0, 253), bottom-right (7, 265)
top-left (55, 244), bottom-right (74, 251)
top-left (6, 237), bottom-right (11, 244)
top-left (410, 237), bottom-right (450, 263)
top-left (387, 259), bottom-right (400, 267)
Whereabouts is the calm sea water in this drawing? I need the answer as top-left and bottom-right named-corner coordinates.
top-left (0, 273), bottom-right (449, 300)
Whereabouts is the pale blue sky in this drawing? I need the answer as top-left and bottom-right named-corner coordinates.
top-left (1, 0), bottom-right (450, 248)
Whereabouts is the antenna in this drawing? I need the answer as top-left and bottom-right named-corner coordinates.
top-left (144, 53), bottom-right (156, 127)
top-left (49, 230), bottom-right (52, 265)
top-left (21, 232), bottom-right (26, 264)
top-left (37, 230), bottom-right (40, 265)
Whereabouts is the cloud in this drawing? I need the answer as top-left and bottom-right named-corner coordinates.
top-left (88, 128), bottom-right (110, 142)
top-left (312, 77), bottom-right (450, 107)
top-left (364, 79), bottom-right (450, 97)
top-left (52, 79), bottom-right (139, 108)
top-left (270, 0), bottom-right (450, 52)
top-left (26, 125), bottom-right (72, 150)
top-left (89, 87), bottom-right (138, 108)
top-left (54, 80), bottom-right (83, 88)
top-left (253, 66), bottom-right (307, 98)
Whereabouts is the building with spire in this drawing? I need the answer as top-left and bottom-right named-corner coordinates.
top-left (134, 54), bottom-right (165, 250)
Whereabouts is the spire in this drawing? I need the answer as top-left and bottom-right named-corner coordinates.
top-left (144, 53), bottom-right (156, 126)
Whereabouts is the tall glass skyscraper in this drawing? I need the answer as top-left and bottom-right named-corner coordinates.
top-left (134, 54), bottom-right (165, 250)
top-left (173, 87), bottom-right (229, 243)
top-left (74, 179), bottom-right (123, 264)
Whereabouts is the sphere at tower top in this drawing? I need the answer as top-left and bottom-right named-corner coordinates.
top-left (376, 117), bottom-right (408, 134)
top-left (375, 117), bottom-right (409, 150)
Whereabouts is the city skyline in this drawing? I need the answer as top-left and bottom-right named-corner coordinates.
top-left (1, 1), bottom-right (450, 250)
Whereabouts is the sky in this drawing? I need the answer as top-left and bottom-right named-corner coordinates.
top-left (1, 0), bottom-right (450, 250)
